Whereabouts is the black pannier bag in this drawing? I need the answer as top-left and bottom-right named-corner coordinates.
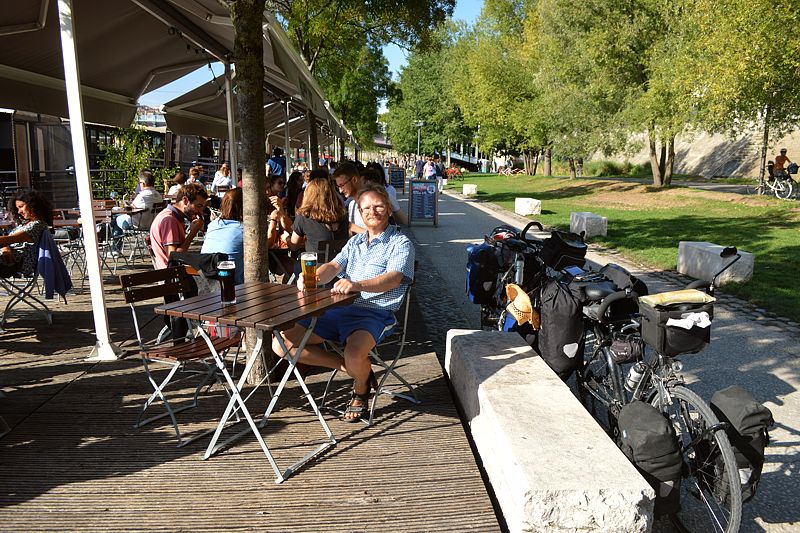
top-left (539, 230), bottom-right (587, 270)
top-left (599, 263), bottom-right (648, 319)
top-left (466, 242), bottom-right (500, 305)
top-left (707, 386), bottom-right (774, 504)
top-left (536, 278), bottom-right (584, 379)
top-left (618, 401), bottom-right (683, 516)
top-left (639, 301), bottom-right (714, 356)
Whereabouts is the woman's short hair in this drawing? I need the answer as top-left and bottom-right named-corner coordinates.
top-left (220, 188), bottom-right (243, 222)
top-left (188, 166), bottom-right (200, 177)
top-left (296, 177), bottom-right (345, 224)
top-left (8, 189), bottom-right (54, 226)
top-left (172, 170), bottom-right (187, 185)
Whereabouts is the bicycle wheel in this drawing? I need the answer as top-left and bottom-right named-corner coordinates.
top-left (651, 385), bottom-right (742, 533)
top-left (773, 179), bottom-right (793, 200)
top-left (577, 331), bottom-right (626, 431)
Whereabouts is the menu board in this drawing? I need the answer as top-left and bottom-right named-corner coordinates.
top-left (409, 179), bottom-right (438, 226)
top-left (389, 168), bottom-right (406, 192)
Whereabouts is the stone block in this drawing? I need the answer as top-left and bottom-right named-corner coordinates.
top-left (570, 211), bottom-right (608, 237)
top-left (445, 329), bottom-right (654, 533)
top-left (463, 183), bottom-right (478, 196)
top-left (677, 241), bottom-right (754, 285)
top-left (514, 197), bottom-right (542, 216)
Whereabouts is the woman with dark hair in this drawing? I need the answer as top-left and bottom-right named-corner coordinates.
top-left (1, 189), bottom-right (52, 277)
top-left (167, 170), bottom-right (187, 197)
top-left (285, 170), bottom-right (305, 218)
top-left (288, 177), bottom-right (348, 254)
top-left (201, 188), bottom-right (244, 284)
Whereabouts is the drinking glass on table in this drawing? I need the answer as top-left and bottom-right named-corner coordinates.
top-left (300, 252), bottom-right (318, 290)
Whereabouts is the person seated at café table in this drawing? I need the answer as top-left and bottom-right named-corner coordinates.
top-left (288, 176), bottom-right (349, 255)
top-left (111, 170), bottom-right (164, 252)
top-left (201, 188), bottom-right (244, 284)
top-left (0, 189), bottom-right (52, 278)
top-left (185, 166), bottom-right (201, 185)
top-left (362, 165), bottom-right (408, 225)
top-left (166, 170), bottom-right (186, 197)
top-left (266, 173), bottom-right (295, 279)
top-left (274, 184), bottom-right (415, 422)
top-left (211, 163), bottom-right (234, 197)
top-left (149, 183), bottom-right (208, 270)
top-left (333, 162), bottom-right (366, 235)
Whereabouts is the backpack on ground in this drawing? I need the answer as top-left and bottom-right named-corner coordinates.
top-left (707, 385), bottom-right (774, 504)
top-left (536, 277), bottom-right (584, 379)
top-left (617, 401), bottom-right (683, 517)
top-left (466, 242), bottom-right (500, 305)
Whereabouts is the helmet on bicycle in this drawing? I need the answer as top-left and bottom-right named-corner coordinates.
top-left (488, 225), bottom-right (518, 242)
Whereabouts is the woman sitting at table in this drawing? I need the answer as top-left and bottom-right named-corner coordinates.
top-left (288, 177), bottom-right (349, 255)
top-left (0, 189), bottom-right (52, 278)
top-left (211, 163), bottom-right (234, 197)
top-left (166, 170), bottom-right (186, 197)
top-left (266, 174), bottom-right (295, 280)
top-left (201, 188), bottom-right (244, 284)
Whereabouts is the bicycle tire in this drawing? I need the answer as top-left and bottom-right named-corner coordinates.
top-left (577, 336), bottom-right (626, 431)
top-left (651, 385), bottom-right (742, 533)
top-left (773, 179), bottom-right (793, 200)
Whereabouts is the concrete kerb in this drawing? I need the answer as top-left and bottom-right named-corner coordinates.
top-left (445, 329), bottom-right (654, 532)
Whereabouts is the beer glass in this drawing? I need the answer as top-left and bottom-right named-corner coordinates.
top-left (217, 260), bottom-right (237, 304)
top-left (300, 252), bottom-right (318, 289)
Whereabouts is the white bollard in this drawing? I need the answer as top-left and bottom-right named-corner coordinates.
top-left (571, 212), bottom-right (608, 237)
top-left (463, 184), bottom-right (478, 196)
top-left (514, 198), bottom-right (542, 216)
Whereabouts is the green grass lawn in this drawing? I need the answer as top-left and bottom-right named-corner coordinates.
top-left (447, 174), bottom-right (800, 321)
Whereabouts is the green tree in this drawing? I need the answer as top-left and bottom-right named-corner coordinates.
top-left (99, 126), bottom-right (174, 194)
top-left (384, 24), bottom-right (473, 158)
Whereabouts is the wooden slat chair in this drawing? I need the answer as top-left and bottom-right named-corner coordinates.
top-left (317, 238), bottom-right (349, 264)
top-left (319, 262), bottom-right (420, 425)
top-left (119, 266), bottom-right (242, 447)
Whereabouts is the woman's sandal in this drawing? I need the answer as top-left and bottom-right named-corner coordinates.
top-left (342, 370), bottom-right (378, 423)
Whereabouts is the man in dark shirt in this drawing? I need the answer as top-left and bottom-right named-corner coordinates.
top-left (268, 147), bottom-right (287, 178)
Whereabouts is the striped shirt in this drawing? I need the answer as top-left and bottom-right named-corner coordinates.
top-left (332, 225), bottom-right (414, 311)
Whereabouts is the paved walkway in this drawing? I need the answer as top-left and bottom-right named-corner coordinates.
top-left (403, 190), bottom-right (800, 532)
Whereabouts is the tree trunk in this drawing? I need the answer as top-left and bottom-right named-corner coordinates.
top-left (568, 157), bottom-right (576, 179)
top-left (231, 0), bottom-right (269, 383)
top-left (544, 147), bottom-right (552, 176)
top-left (307, 109), bottom-right (319, 169)
top-left (758, 104), bottom-right (770, 195)
top-left (532, 149), bottom-right (539, 176)
top-left (648, 127), bottom-right (664, 187)
top-left (523, 149), bottom-right (532, 175)
top-left (663, 136), bottom-right (675, 186)
top-left (658, 143), bottom-right (666, 179)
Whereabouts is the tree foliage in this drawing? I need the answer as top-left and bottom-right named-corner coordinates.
top-left (99, 126), bottom-right (175, 194)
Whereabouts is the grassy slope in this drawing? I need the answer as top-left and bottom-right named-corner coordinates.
top-left (447, 174), bottom-right (800, 321)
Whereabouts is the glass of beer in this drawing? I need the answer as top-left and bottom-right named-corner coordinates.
top-left (217, 260), bottom-right (237, 304)
top-left (300, 252), bottom-right (318, 290)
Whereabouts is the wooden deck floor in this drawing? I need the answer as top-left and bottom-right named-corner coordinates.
top-left (0, 274), bottom-right (500, 532)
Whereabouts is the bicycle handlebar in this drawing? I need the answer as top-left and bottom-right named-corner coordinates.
top-left (595, 289), bottom-right (639, 323)
top-left (521, 221), bottom-right (544, 243)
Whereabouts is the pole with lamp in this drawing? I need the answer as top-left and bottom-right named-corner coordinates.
top-left (415, 120), bottom-right (424, 160)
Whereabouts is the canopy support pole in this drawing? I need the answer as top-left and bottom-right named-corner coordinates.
top-left (224, 61), bottom-right (238, 178)
top-left (284, 101), bottom-right (293, 171)
top-left (57, 0), bottom-right (121, 361)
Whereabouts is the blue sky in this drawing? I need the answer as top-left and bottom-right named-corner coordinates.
top-left (139, 1), bottom-right (482, 108)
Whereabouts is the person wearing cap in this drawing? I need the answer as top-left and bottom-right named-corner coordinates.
top-left (774, 148), bottom-right (791, 177)
top-left (273, 183), bottom-right (415, 423)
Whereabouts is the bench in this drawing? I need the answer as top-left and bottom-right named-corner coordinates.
top-left (514, 197), bottom-right (542, 216)
top-left (677, 241), bottom-right (754, 285)
top-left (570, 212), bottom-right (607, 237)
top-left (446, 329), bottom-right (654, 532)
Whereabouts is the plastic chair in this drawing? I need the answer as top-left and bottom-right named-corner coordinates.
top-left (119, 265), bottom-right (242, 447)
top-left (319, 262), bottom-right (420, 425)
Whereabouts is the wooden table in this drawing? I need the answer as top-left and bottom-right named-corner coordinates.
top-left (155, 281), bottom-right (357, 482)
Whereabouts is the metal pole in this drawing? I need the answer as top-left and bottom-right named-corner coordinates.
top-left (416, 126), bottom-right (421, 159)
top-left (224, 61), bottom-right (238, 181)
top-left (284, 101), bottom-right (293, 172)
top-left (57, 0), bottom-right (121, 360)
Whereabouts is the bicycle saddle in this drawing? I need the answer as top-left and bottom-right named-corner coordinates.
top-left (583, 281), bottom-right (617, 301)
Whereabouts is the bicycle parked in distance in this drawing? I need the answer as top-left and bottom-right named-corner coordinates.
top-left (576, 246), bottom-right (744, 533)
top-left (498, 166), bottom-right (525, 176)
top-left (763, 170), bottom-right (794, 200)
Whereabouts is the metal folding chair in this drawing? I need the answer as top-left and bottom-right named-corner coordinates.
top-left (317, 238), bottom-right (349, 264)
top-left (122, 203), bottom-right (163, 263)
top-left (319, 263), bottom-right (420, 425)
top-left (0, 235), bottom-right (55, 331)
top-left (119, 266), bottom-right (242, 447)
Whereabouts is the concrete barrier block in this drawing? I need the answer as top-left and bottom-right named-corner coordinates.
top-left (446, 329), bottom-right (654, 532)
top-left (571, 211), bottom-right (608, 237)
top-left (514, 197), bottom-right (542, 216)
top-left (463, 183), bottom-right (478, 195)
top-left (677, 241), bottom-right (754, 285)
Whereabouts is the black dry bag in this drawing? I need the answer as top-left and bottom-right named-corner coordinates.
top-left (466, 242), bottom-right (499, 305)
top-left (537, 278), bottom-right (583, 379)
top-left (617, 401), bottom-right (683, 517)
top-left (708, 385), bottom-right (773, 504)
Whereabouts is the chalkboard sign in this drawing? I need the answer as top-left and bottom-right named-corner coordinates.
top-left (389, 168), bottom-right (406, 192)
top-left (408, 179), bottom-right (438, 226)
